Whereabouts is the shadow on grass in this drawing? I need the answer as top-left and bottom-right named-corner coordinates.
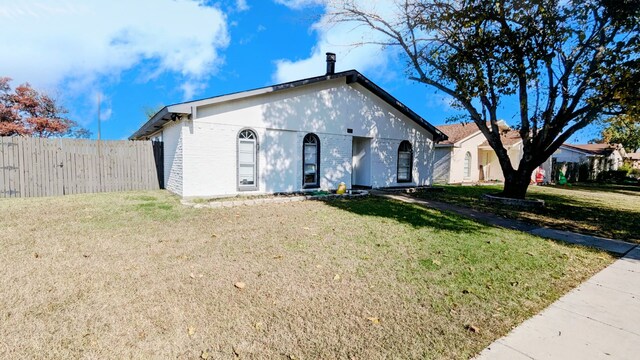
top-left (324, 197), bottom-right (487, 234)
top-left (416, 185), bottom-right (640, 243)
top-left (565, 183), bottom-right (640, 197)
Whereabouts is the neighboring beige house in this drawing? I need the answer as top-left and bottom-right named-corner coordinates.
top-left (433, 121), bottom-right (550, 184)
top-left (552, 143), bottom-right (627, 181)
top-left (625, 152), bottom-right (640, 169)
top-left (433, 121), bottom-right (551, 184)
top-left (433, 122), bottom-right (494, 183)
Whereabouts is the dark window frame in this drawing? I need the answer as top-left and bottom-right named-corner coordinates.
top-left (397, 140), bottom-right (413, 183)
top-left (302, 133), bottom-right (321, 189)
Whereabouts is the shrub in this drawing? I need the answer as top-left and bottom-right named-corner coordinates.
top-left (596, 170), bottom-right (629, 183)
top-left (619, 163), bottom-right (632, 175)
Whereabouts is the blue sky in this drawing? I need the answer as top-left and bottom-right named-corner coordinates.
top-left (1, 0), bottom-right (597, 142)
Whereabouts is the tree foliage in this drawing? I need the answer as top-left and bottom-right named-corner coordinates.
top-left (0, 77), bottom-right (90, 138)
top-left (600, 115), bottom-right (640, 152)
top-left (330, 0), bottom-right (640, 198)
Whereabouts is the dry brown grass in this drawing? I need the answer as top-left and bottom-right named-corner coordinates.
top-left (0, 191), bottom-right (612, 359)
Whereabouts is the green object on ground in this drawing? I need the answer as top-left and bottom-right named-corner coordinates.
top-left (558, 171), bottom-right (567, 185)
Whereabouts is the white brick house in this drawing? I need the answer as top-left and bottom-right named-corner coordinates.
top-left (130, 55), bottom-right (446, 198)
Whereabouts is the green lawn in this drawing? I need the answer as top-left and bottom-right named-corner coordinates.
top-left (414, 183), bottom-right (640, 243)
top-left (0, 191), bottom-right (612, 359)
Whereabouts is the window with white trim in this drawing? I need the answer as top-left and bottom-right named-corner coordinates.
top-left (238, 129), bottom-right (257, 190)
top-left (397, 141), bottom-right (412, 183)
top-left (464, 151), bottom-right (472, 179)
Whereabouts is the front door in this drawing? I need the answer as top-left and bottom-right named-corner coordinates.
top-left (352, 137), bottom-right (371, 188)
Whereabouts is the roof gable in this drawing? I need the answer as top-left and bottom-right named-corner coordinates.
top-left (436, 121), bottom-right (511, 146)
top-left (130, 70), bottom-right (446, 141)
top-left (479, 129), bottom-right (523, 147)
top-left (561, 143), bottom-right (624, 156)
top-left (436, 123), bottom-right (483, 145)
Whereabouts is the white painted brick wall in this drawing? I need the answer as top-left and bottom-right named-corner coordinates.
top-left (433, 147), bottom-right (452, 183)
top-left (370, 138), bottom-right (433, 187)
top-left (166, 79), bottom-right (437, 198)
top-left (162, 121), bottom-right (183, 196)
top-left (296, 132), bottom-right (353, 190)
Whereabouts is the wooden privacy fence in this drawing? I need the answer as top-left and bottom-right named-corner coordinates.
top-left (0, 137), bottom-right (160, 198)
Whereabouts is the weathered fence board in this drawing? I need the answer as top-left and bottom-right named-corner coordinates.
top-left (0, 137), bottom-right (160, 198)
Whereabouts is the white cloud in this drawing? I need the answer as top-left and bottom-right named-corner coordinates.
top-left (236, 0), bottom-right (250, 11)
top-left (180, 82), bottom-right (208, 100)
top-left (272, 1), bottom-right (401, 83)
top-left (274, 0), bottom-right (326, 9)
top-left (0, 0), bottom-right (230, 99)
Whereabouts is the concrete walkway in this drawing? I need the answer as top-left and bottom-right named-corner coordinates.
top-left (372, 191), bottom-right (640, 359)
top-left (375, 192), bottom-right (636, 255)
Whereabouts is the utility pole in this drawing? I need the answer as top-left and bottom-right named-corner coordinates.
top-left (97, 93), bottom-right (101, 141)
top-left (97, 93), bottom-right (103, 190)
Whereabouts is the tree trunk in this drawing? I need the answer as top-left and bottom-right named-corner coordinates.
top-left (501, 167), bottom-right (532, 199)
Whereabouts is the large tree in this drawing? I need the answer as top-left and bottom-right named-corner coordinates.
top-left (330, 0), bottom-right (640, 198)
top-left (598, 114), bottom-right (640, 152)
top-left (0, 77), bottom-right (90, 138)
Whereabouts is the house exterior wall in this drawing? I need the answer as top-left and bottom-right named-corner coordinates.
top-left (550, 146), bottom-right (629, 182)
top-left (477, 145), bottom-right (524, 182)
top-left (433, 147), bottom-right (451, 183)
top-left (608, 150), bottom-right (624, 170)
top-left (448, 132), bottom-right (490, 183)
top-left (161, 121), bottom-right (184, 196)
top-left (173, 79), bottom-right (434, 198)
top-left (553, 147), bottom-right (589, 163)
top-left (626, 156), bottom-right (640, 170)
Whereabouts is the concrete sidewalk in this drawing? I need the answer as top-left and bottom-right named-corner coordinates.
top-left (375, 191), bottom-right (636, 255)
top-left (475, 246), bottom-right (640, 359)
top-left (371, 191), bottom-right (640, 359)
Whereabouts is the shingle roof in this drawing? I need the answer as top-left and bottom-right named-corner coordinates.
top-left (627, 152), bottom-right (640, 160)
top-left (563, 143), bottom-right (618, 156)
top-left (435, 123), bottom-right (483, 145)
top-left (436, 122), bottom-right (520, 147)
top-left (130, 70), bottom-right (447, 141)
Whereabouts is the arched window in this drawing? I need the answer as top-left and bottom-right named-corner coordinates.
top-left (464, 151), bottom-right (472, 179)
top-left (238, 129), bottom-right (258, 190)
top-left (303, 133), bottom-right (320, 188)
top-left (397, 141), bottom-right (413, 183)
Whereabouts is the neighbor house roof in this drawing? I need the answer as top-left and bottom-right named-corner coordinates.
top-left (435, 123), bottom-right (485, 145)
top-left (130, 70), bottom-right (447, 142)
top-left (436, 121), bottom-right (514, 146)
top-left (562, 143), bottom-right (621, 156)
top-left (625, 152), bottom-right (640, 160)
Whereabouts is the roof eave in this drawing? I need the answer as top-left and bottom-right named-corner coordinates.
top-left (346, 73), bottom-right (447, 142)
top-left (129, 107), bottom-right (170, 140)
top-left (560, 144), bottom-right (598, 155)
top-left (129, 70), bottom-right (448, 142)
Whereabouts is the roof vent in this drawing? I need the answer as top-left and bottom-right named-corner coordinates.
top-left (326, 52), bottom-right (336, 75)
